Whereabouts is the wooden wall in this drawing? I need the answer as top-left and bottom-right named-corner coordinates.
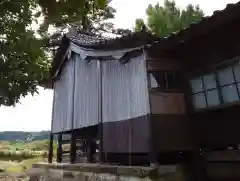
top-left (150, 92), bottom-right (186, 114)
top-left (102, 55), bottom-right (151, 154)
top-left (192, 106), bottom-right (240, 148)
top-left (52, 56), bottom-right (75, 133)
top-left (147, 58), bottom-right (182, 71)
top-left (146, 56), bottom-right (194, 152)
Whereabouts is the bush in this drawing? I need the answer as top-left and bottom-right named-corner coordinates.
top-left (0, 168), bottom-right (5, 172)
top-left (0, 150), bottom-right (38, 161)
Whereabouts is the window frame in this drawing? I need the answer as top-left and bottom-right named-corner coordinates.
top-left (148, 70), bottom-right (181, 91)
top-left (190, 62), bottom-right (240, 110)
top-left (191, 73), bottom-right (220, 109)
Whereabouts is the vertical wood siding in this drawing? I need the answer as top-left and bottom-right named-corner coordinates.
top-left (150, 93), bottom-right (186, 114)
top-left (52, 57), bottom-right (75, 133)
top-left (73, 53), bottom-right (100, 129)
top-left (102, 55), bottom-right (150, 123)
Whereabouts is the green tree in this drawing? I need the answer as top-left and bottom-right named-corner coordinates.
top-left (135, 0), bottom-right (204, 37)
top-left (0, 0), bottom-right (118, 106)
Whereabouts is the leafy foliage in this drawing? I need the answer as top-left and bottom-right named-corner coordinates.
top-left (0, 0), bottom-right (114, 106)
top-left (0, 131), bottom-right (50, 142)
top-left (135, 0), bottom-right (204, 37)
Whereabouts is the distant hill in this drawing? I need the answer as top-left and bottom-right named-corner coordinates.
top-left (0, 131), bottom-right (50, 142)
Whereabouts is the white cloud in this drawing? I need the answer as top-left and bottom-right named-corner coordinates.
top-left (0, 87), bottom-right (52, 131)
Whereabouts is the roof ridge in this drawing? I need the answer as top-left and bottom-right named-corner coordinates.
top-left (66, 25), bottom-right (115, 46)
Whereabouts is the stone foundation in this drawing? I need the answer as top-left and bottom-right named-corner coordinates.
top-left (27, 163), bottom-right (187, 181)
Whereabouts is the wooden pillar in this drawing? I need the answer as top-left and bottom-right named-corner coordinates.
top-left (57, 133), bottom-right (62, 163)
top-left (193, 152), bottom-right (207, 181)
top-left (148, 116), bottom-right (158, 167)
top-left (70, 131), bottom-right (76, 163)
top-left (86, 139), bottom-right (97, 163)
top-left (98, 58), bottom-right (104, 163)
top-left (48, 133), bottom-right (54, 163)
top-left (184, 151), bottom-right (207, 181)
top-left (146, 74), bottom-right (158, 166)
top-left (86, 139), bottom-right (91, 163)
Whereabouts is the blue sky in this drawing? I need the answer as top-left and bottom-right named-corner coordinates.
top-left (0, 0), bottom-right (239, 131)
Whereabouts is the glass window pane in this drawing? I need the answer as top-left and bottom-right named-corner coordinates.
top-left (206, 89), bottom-right (220, 107)
top-left (233, 62), bottom-right (240, 82)
top-left (150, 73), bottom-right (158, 88)
top-left (192, 92), bottom-right (207, 109)
top-left (151, 72), bottom-right (166, 88)
top-left (237, 83), bottom-right (240, 93)
top-left (221, 84), bottom-right (239, 103)
top-left (190, 77), bottom-right (203, 93)
top-left (218, 67), bottom-right (235, 86)
top-left (203, 73), bottom-right (217, 90)
top-left (167, 73), bottom-right (176, 89)
top-left (167, 72), bottom-right (181, 89)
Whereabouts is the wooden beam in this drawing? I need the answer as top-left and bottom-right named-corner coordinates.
top-left (70, 131), bottom-right (76, 164)
top-left (86, 139), bottom-right (97, 163)
top-left (57, 133), bottom-right (62, 163)
top-left (146, 70), bottom-right (157, 166)
top-left (182, 151), bottom-right (206, 181)
top-left (48, 133), bottom-right (54, 163)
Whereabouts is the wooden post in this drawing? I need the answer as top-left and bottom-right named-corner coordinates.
top-left (48, 133), bottom-right (54, 163)
top-left (70, 131), bottom-right (76, 163)
top-left (86, 138), bottom-right (91, 163)
top-left (185, 151), bottom-right (206, 181)
top-left (194, 152), bottom-right (207, 181)
top-left (144, 48), bottom-right (158, 166)
top-left (57, 133), bottom-right (62, 163)
top-left (86, 138), bottom-right (97, 163)
top-left (98, 59), bottom-right (104, 163)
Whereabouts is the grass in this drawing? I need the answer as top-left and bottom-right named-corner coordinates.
top-left (3, 157), bottom-right (47, 174)
top-left (0, 140), bottom-right (55, 175)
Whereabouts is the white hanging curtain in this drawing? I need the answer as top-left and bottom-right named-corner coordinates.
top-left (102, 55), bottom-right (150, 123)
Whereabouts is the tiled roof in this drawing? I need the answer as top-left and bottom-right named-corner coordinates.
top-left (66, 26), bottom-right (113, 46)
top-left (64, 1), bottom-right (240, 49)
top-left (50, 1), bottom-right (240, 81)
top-left (65, 26), bottom-right (157, 50)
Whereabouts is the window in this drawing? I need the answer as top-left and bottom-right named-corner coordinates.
top-left (217, 66), bottom-right (239, 103)
top-left (190, 62), bottom-right (240, 110)
top-left (191, 73), bottom-right (220, 109)
top-left (233, 62), bottom-right (240, 81)
top-left (191, 78), bottom-right (203, 93)
top-left (150, 71), bottom-right (166, 88)
top-left (206, 89), bottom-right (220, 107)
top-left (203, 74), bottom-right (217, 90)
top-left (221, 85), bottom-right (238, 103)
top-left (149, 71), bottom-right (180, 89)
top-left (218, 67), bottom-right (234, 86)
top-left (150, 74), bottom-right (158, 88)
top-left (167, 72), bottom-right (180, 89)
top-left (193, 92), bottom-right (206, 109)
